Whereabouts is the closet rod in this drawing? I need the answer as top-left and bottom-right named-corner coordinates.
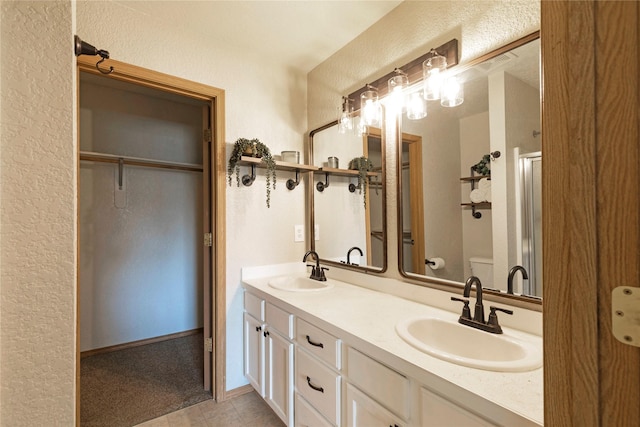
top-left (79, 151), bottom-right (203, 172)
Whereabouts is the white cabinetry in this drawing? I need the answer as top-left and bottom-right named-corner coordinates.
top-left (295, 317), bottom-right (342, 426)
top-left (346, 383), bottom-right (405, 427)
top-left (265, 302), bottom-right (294, 426)
top-left (243, 286), bottom-right (527, 427)
top-left (420, 387), bottom-right (497, 427)
top-left (244, 292), bottom-right (265, 396)
top-left (243, 292), bottom-right (294, 426)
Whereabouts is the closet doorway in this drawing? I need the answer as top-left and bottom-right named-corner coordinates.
top-left (76, 57), bottom-right (226, 421)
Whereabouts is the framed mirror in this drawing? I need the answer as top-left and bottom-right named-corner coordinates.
top-left (309, 118), bottom-right (386, 272)
top-left (398, 32), bottom-right (541, 300)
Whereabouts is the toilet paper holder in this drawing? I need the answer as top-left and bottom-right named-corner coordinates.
top-left (425, 257), bottom-right (446, 270)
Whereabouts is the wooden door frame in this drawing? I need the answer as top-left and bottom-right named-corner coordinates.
top-left (400, 132), bottom-right (425, 275)
top-left (542, 1), bottom-right (640, 424)
top-left (75, 56), bottom-right (227, 415)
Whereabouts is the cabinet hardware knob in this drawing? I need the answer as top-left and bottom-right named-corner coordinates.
top-left (263, 331), bottom-right (269, 337)
top-left (256, 326), bottom-right (262, 332)
top-left (306, 335), bottom-right (324, 348)
top-left (306, 376), bottom-right (324, 393)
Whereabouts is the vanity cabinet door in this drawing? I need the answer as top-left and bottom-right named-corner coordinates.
top-left (265, 328), bottom-right (294, 426)
top-left (420, 387), bottom-right (496, 427)
top-left (244, 312), bottom-right (265, 396)
top-left (346, 383), bottom-right (405, 427)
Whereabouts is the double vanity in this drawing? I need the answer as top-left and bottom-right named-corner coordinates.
top-left (242, 264), bottom-right (542, 427)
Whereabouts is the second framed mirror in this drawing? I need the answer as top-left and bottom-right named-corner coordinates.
top-left (309, 118), bottom-right (386, 273)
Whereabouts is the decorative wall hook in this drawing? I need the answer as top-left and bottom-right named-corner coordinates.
top-left (74, 35), bottom-right (113, 75)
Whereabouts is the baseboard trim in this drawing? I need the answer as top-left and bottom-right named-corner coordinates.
top-left (81, 328), bottom-right (203, 358)
top-left (220, 384), bottom-right (254, 401)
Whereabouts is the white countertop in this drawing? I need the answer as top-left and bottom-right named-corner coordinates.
top-left (243, 271), bottom-right (543, 426)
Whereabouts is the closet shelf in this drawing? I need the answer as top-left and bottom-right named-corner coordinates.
top-left (80, 150), bottom-right (203, 172)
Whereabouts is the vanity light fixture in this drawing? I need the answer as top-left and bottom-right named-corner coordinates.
top-left (423, 49), bottom-right (447, 100)
top-left (361, 84), bottom-right (382, 127)
top-left (388, 69), bottom-right (409, 113)
top-left (440, 75), bottom-right (464, 107)
top-left (338, 96), bottom-right (354, 134)
top-left (406, 90), bottom-right (428, 120)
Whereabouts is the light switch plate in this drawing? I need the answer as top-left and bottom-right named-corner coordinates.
top-left (294, 224), bottom-right (304, 242)
top-left (612, 286), bottom-right (640, 347)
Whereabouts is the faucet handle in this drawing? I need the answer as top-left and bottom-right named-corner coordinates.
top-left (318, 267), bottom-right (329, 281)
top-left (451, 297), bottom-right (471, 320)
top-left (487, 306), bottom-right (513, 333)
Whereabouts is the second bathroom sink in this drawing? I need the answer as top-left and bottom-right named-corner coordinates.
top-left (395, 316), bottom-right (542, 372)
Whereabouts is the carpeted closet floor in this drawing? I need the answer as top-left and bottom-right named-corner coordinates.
top-left (80, 332), bottom-right (211, 427)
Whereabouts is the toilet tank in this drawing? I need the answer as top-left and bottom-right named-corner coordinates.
top-left (469, 257), bottom-right (494, 287)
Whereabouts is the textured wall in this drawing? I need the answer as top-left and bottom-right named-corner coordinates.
top-left (0, 1), bottom-right (76, 425)
top-left (308, 0), bottom-right (540, 286)
top-left (75, 1), bottom-right (308, 391)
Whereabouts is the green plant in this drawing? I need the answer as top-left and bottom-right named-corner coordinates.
top-left (227, 137), bottom-right (277, 208)
top-left (348, 156), bottom-right (375, 207)
top-left (471, 154), bottom-right (491, 176)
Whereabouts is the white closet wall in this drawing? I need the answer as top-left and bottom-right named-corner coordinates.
top-left (79, 77), bottom-right (205, 351)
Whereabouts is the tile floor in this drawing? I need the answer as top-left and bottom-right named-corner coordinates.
top-left (135, 391), bottom-right (286, 427)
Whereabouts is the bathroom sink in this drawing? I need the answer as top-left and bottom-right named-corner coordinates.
top-left (268, 275), bottom-right (334, 292)
top-left (395, 316), bottom-right (542, 372)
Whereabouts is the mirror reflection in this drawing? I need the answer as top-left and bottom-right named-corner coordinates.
top-left (399, 34), bottom-right (541, 298)
top-left (311, 122), bottom-right (385, 271)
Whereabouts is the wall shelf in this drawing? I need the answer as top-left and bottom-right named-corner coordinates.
top-left (461, 172), bottom-right (491, 218)
top-left (316, 167), bottom-right (380, 193)
top-left (236, 155), bottom-right (318, 190)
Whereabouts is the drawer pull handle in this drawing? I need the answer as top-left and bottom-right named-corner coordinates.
top-left (306, 376), bottom-right (324, 393)
top-left (256, 326), bottom-right (262, 332)
top-left (306, 335), bottom-right (324, 348)
top-left (263, 331), bottom-right (270, 337)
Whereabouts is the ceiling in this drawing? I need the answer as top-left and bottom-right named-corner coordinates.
top-left (115, 0), bottom-right (403, 73)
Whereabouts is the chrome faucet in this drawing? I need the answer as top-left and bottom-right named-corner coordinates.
top-left (346, 246), bottom-right (363, 265)
top-left (507, 265), bottom-right (529, 294)
top-left (450, 275), bottom-right (513, 334)
top-left (303, 250), bottom-right (328, 281)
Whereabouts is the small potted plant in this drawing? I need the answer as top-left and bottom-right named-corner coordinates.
top-left (228, 137), bottom-right (277, 207)
top-left (348, 156), bottom-right (375, 207)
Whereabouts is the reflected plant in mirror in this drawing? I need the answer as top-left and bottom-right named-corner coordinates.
top-left (310, 119), bottom-right (386, 272)
top-left (398, 33), bottom-right (542, 300)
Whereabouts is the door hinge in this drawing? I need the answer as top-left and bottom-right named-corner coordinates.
top-left (205, 337), bottom-right (213, 352)
top-left (203, 129), bottom-right (212, 143)
top-left (204, 232), bottom-right (213, 247)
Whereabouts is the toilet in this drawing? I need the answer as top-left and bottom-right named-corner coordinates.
top-left (469, 257), bottom-right (494, 287)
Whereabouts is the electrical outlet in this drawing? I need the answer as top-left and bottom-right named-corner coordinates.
top-left (314, 224), bottom-right (320, 241)
top-left (294, 225), bottom-right (304, 242)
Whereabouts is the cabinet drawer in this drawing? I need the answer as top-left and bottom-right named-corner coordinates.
top-left (420, 387), bottom-right (497, 426)
top-left (296, 347), bottom-right (341, 426)
top-left (297, 317), bottom-right (341, 369)
top-left (346, 383), bottom-right (406, 427)
top-left (295, 393), bottom-right (334, 427)
top-left (266, 302), bottom-right (294, 339)
top-left (244, 291), bottom-right (264, 321)
top-left (346, 347), bottom-right (409, 419)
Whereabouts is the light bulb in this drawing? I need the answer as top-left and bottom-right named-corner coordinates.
top-left (440, 76), bottom-right (464, 107)
top-left (406, 91), bottom-right (427, 120)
